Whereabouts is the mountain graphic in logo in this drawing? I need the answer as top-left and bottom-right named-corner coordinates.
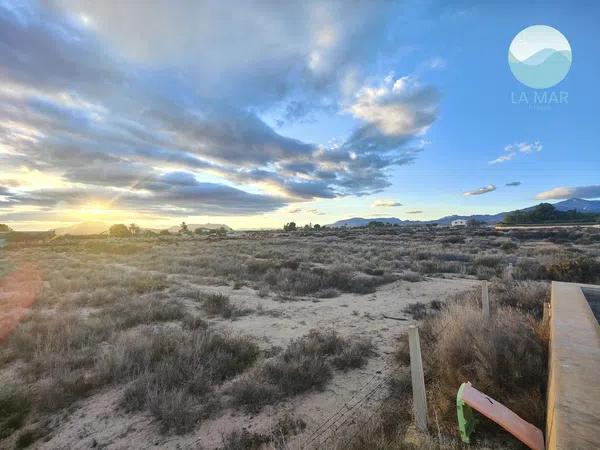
top-left (508, 25), bottom-right (572, 89)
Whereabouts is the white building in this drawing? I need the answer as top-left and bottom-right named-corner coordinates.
top-left (451, 219), bottom-right (467, 227)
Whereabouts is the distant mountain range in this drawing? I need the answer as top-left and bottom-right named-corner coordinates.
top-left (328, 198), bottom-right (600, 228)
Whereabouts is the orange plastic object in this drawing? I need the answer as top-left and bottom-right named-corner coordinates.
top-left (461, 383), bottom-right (544, 450)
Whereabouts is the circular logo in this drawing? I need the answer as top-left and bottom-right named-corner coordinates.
top-left (508, 25), bottom-right (572, 89)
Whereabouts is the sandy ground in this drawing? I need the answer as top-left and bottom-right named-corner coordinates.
top-left (37, 276), bottom-right (477, 450)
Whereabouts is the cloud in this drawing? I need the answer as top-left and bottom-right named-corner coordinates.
top-left (373, 199), bottom-right (403, 207)
top-left (489, 141), bottom-right (542, 164)
top-left (0, 1), bottom-right (438, 221)
top-left (505, 181), bottom-right (521, 187)
top-left (463, 184), bottom-right (496, 196)
top-left (489, 153), bottom-right (515, 164)
top-left (535, 185), bottom-right (600, 200)
top-left (287, 208), bottom-right (302, 214)
top-left (345, 76), bottom-right (439, 152)
top-left (306, 208), bottom-right (325, 215)
top-left (2, 180), bottom-right (285, 216)
top-left (506, 141), bottom-right (543, 153)
top-left (406, 210), bottom-right (422, 214)
top-left (52, 0), bottom-right (398, 109)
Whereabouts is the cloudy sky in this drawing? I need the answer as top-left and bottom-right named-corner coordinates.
top-left (1, 1), bottom-right (599, 230)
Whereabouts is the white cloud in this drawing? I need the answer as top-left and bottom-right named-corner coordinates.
top-left (535, 185), bottom-right (600, 200)
top-left (373, 199), bottom-right (402, 207)
top-left (489, 153), bottom-right (516, 164)
top-left (506, 141), bottom-right (543, 153)
top-left (489, 141), bottom-right (542, 164)
top-left (463, 184), bottom-right (496, 196)
top-left (348, 75), bottom-right (438, 138)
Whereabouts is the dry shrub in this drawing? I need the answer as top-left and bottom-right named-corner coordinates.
top-left (96, 296), bottom-right (186, 328)
top-left (220, 415), bottom-right (305, 450)
top-left (0, 385), bottom-right (31, 440)
top-left (261, 264), bottom-right (396, 296)
top-left (546, 256), bottom-right (600, 283)
top-left (146, 387), bottom-right (201, 434)
top-left (492, 280), bottom-right (549, 317)
top-left (228, 330), bottom-right (373, 413)
top-left (402, 302), bottom-right (428, 320)
top-left (201, 292), bottom-right (250, 318)
top-left (97, 326), bottom-right (259, 433)
top-left (513, 258), bottom-right (547, 280)
top-left (400, 271), bottom-right (424, 282)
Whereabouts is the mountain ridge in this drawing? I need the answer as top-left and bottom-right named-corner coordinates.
top-left (327, 198), bottom-right (600, 228)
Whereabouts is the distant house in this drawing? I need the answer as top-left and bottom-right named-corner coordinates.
top-left (451, 219), bottom-right (467, 227)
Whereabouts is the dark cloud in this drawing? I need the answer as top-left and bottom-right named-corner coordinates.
top-left (505, 181), bottom-right (521, 187)
top-left (2, 180), bottom-right (285, 216)
top-left (0, 3), bottom-right (123, 94)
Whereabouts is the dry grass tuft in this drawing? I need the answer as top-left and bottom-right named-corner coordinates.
top-left (228, 330), bottom-right (373, 413)
top-left (0, 385), bottom-right (31, 440)
top-left (98, 326), bottom-right (259, 433)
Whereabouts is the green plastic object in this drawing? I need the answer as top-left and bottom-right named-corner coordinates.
top-left (457, 382), bottom-right (477, 443)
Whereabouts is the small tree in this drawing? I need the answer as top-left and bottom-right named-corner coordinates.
top-left (128, 223), bottom-right (141, 236)
top-left (109, 224), bottom-right (132, 237)
top-left (368, 220), bottom-right (385, 229)
top-left (179, 222), bottom-right (189, 234)
top-left (0, 224), bottom-right (12, 232)
top-left (313, 224), bottom-right (321, 231)
top-left (284, 222), bottom-right (297, 231)
top-left (159, 229), bottom-right (171, 236)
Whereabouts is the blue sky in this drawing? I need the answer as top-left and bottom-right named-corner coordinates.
top-left (1, 0), bottom-right (598, 230)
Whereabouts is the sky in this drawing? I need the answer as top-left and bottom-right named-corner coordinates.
top-left (1, 0), bottom-right (599, 231)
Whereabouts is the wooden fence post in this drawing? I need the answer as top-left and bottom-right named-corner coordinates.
top-left (482, 280), bottom-right (490, 320)
top-left (408, 325), bottom-right (428, 431)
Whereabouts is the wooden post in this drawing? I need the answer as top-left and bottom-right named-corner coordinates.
top-left (482, 280), bottom-right (490, 320)
top-left (505, 263), bottom-right (514, 280)
top-left (408, 325), bottom-right (428, 431)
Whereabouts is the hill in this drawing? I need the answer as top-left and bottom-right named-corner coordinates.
top-left (328, 198), bottom-right (600, 227)
top-left (53, 222), bottom-right (109, 236)
top-left (502, 202), bottom-right (600, 225)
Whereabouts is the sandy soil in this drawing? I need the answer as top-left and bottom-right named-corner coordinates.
top-left (38, 276), bottom-right (477, 450)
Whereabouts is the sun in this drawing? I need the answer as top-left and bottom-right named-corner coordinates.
top-left (78, 202), bottom-right (115, 219)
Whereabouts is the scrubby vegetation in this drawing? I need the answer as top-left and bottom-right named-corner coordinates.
top-left (228, 330), bottom-right (374, 413)
top-left (0, 225), bottom-right (598, 447)
top-left (502, 202), bottom-right (600, 225)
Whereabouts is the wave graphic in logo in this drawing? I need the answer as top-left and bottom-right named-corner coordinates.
top-left (508, 25), bottom-right (572, 89)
